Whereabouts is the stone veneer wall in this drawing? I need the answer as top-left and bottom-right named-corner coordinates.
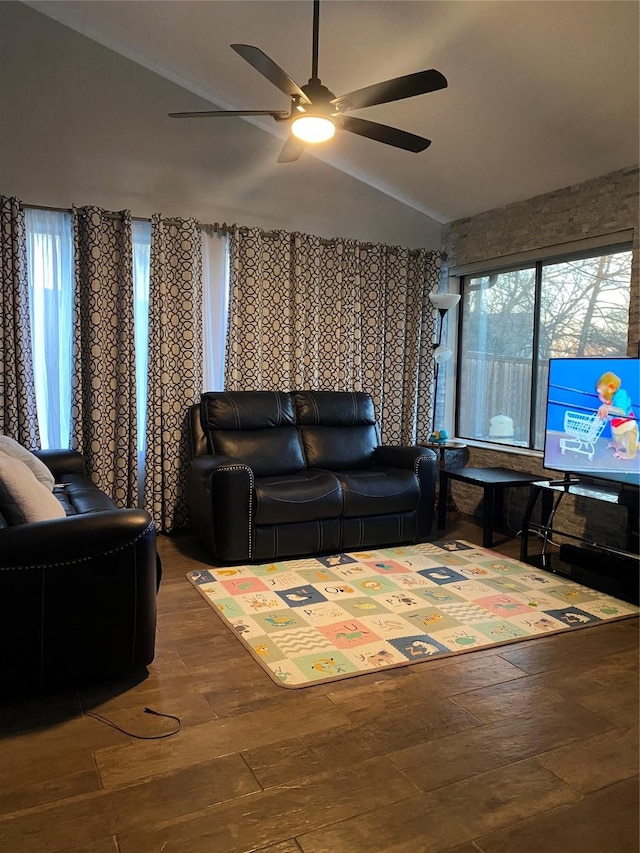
top-left (440, 166), bottom-right (639, 551)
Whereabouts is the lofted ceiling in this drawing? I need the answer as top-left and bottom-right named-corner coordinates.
top-left (23, 0), bottom-right (640, 224)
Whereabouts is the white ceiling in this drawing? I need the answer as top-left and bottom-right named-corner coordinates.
top-left (24, 0), bottom-right (640, 224)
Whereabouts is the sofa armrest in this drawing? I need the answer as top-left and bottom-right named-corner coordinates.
top-left (374, 445), bottom-right (437, 470)
top-left (0, 508), bottom-right (155, 568)
top-left (33, 448), bottom-right (85, 478)
top-left (374, 445), bottom-right (438, 539)
top-left (187, 455), bottom-right (255, 562)
top-left (0, 508), bottom-right (158, 694)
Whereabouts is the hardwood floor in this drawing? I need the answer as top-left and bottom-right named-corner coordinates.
top-left (1, 516), bottom-right (638, 853)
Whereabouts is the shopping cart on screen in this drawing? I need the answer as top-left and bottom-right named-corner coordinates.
top-left (559, 410), bottom-right (606, 461)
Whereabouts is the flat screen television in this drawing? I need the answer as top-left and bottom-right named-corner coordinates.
top-left (543, 356), bottom-right (640, 489)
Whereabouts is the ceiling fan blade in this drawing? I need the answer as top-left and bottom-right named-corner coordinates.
top-left (338, 116), bottom-right (431, 152)
top-left (231, 44), bottom-right (311, 104)
top-left (332, 69), bottom-right (447, 111)
top-left (277, 136), bottom-right (306, 164)
top-left (169, 110), bottom-right (288, 119)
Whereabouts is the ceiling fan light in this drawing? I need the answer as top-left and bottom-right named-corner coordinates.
top-left (291, 114), bottom-right (335, 143)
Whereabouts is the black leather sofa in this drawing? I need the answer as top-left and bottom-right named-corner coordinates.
top-left (0, 449), bottom-right (159, 695)
top-left (187, 390), bottom-right (438, 562)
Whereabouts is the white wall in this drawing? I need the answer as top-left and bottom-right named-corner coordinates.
top-left (0, 2), bottom-right (441, 249)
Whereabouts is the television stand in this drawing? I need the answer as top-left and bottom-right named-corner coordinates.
top-left (520, 479), bottom-right (639, 603)
top-left (546, 476), bottom-right (582, 487)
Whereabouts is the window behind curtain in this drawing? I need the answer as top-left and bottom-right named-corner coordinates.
top-left (132, 220), bottom-right (151, 498)
top-left (23, 210), bottom-right (153, 456)
top-left (25, 208), bottom-right (74, 449)
top-left (24, 209), bottom-right (228, 455)
top-left (457, 246), bottom-right (632, 450)
top-left (202, 228), bottom-right (229, 391)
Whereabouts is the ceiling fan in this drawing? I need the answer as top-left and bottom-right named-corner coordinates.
top-left (169, 0), bottom-right (447, 163)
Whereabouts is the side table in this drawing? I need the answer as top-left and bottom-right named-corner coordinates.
top-left (425, 441), bottom-right (468, 512)
top-left (438, 466), bottom-right (543, 548)
top-left (425, 440), bottom-right (468, 465)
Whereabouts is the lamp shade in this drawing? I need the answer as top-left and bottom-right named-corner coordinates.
top-left (434, 345), bottom-right (452, 363)
top-left (429, 292), bottom-right (460, 311)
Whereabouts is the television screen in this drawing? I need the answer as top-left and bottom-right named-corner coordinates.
top-left (543, 357), bottom-right (640, 488)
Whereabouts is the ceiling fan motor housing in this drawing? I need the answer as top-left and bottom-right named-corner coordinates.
top-left (300, 79), bottom-right (337, 112)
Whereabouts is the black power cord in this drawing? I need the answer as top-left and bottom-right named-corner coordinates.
top-left (83, 706), bottom-right (181, 739)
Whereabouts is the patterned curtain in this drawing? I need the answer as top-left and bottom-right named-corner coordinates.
top-left (225, 227), bottom-right (443, 443)
top-left (71, 206), bottom-right (138, 506)
top-left (0, 196), bottom-right (40, 447)
top-left (144, 215), bottom-right (202, 532)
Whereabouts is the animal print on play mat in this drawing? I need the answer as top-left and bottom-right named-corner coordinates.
top-left (186, 540), bottom-right (638, 687)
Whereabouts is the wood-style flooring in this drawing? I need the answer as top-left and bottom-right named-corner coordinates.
top-left (1, 515), bottom-right (638, 853)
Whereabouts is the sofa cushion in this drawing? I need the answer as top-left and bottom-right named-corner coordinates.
top-left (0, 435), bottom-right (55, 490)
top-left (294, 391), bottom-right (379, 470)
top-left (255, 470), bottom-right (342, 525)
top-left (201, 391), bottom-right (305, 477)
top-left (201, 391), bottom-right (295, 432)
top-left (213, 427), bottom-right (306, 477)
top-left (335, 467), bottom-right (420, 517)
top-left (299, 425), bottom-right (378, 470)
top-left (294, 391), bottom-right (376, 426)
top-left (53, 475), bottom-right (118, 515)
top-left (0, 452), bottom-right (66, 524)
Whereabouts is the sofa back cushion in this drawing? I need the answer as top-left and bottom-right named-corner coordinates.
top-left (200, 391), bottom-right (305, 476)
top-left (294, 391), bottom-right (380, 470)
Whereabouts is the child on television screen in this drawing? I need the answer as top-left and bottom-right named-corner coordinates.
top-left (596, 371), bottom-right (638, 460)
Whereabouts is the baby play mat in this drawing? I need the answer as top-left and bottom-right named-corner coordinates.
top-left (187, 540), bottom-right (638, 688)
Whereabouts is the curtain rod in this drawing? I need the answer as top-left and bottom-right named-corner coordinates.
top-left (16, 207), bottom-right (379, 247)
top-left (227, 226), bottom-right (442, 255)
top-left (19, 205), bottom-right (445, 256)
top-left (20, 203), bottom-right (219, 234)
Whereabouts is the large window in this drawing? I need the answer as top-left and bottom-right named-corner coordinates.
top-left (456, 245), bottom-right (633, 450)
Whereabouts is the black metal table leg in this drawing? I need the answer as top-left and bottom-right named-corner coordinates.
top-left (520, 485), bottom-right (542, 562)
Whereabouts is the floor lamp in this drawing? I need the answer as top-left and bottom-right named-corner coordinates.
top-left (429, 290), bottom-right (461, 513)
top-left (429, 291), bottom-right (461, 435)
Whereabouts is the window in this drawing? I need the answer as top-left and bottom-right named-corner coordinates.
top-left (456, 245), bottom-right (633, 450)
top-left (202, 227), bottom-right (229, 392)
top-left (24, 210), bottom-right (153, 454)
top-left (25, 208), bottom-right (74, 449)
top-left (24, 208), bottom-right (228, 469)
top-left (132, 220), bottom-right (151, 496)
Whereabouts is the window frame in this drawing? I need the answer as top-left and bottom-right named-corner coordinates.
top-left (454, 240), bottom-right (634, 452)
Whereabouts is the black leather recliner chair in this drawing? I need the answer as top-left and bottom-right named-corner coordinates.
top-left (187, 390), bottom-right (438, 563)
top-left (0, 449), bottom-right (159, 695)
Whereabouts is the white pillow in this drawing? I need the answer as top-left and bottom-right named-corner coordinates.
top-left (0, 452), bottom-right (66, 524)
top-left (0, 435), bottom-right (55, 491)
